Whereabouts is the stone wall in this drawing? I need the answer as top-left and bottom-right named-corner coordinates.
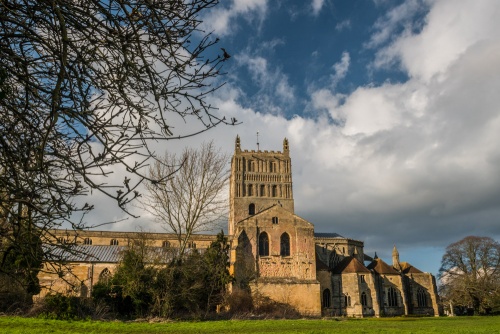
top-left (249, 279), bottom-right (321, 316)
top-left (404, 273), bottom-right (440, 316)
top-left (38, 261), bottom-right (115, 298)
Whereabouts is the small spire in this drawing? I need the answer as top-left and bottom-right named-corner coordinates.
top-left (392, 244), bottom-right (399, 256)
top-left (392, 244), bottom-right (401, 270)
top-left (257, 131), bottom-right (260, 151)
top-left (374, 252), bottom-right (378, 259)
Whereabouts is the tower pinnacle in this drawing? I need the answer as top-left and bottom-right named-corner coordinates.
top-left (392, 245), bottom-right (401, 270)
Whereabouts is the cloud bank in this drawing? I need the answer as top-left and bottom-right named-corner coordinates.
top-left (80, 0), bottom-right (500, 275)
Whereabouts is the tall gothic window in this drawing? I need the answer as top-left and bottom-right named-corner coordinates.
top-left (260, 184), bottom-right (265, 197)
top-left (361, 292), bottom-right (368, 306)
top-left (280, 232), bottom-right (290, 256)
top-left (259, 232), bottom-right (269, 256)
top-left (322, 289), bottom-right (331, 308)
top-left (99, 268), bottom-right (111, 284)
top-left (249, 203), bottom-right (255, 215)
top-left (417, 288), bottom-right (427, 307)
top-left (248, 184), bottom-right (253, 196)
top-left (344, 294), bottom-right (351, 307)
top-left (387, 287), bottom-right (398, 307)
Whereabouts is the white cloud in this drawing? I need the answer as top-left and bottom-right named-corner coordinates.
top-left (236, 52), bottom-right (296, 114)
top-left (331, 51), bottom-right (350, 86)
top-left (77, 0), bottom-right (500, 276)
top-left (373, 0), bottom-right (500, 82)
top-left (365, 0), bottom-right (425, 49)
top-left (335, 19), bottom-right (351, 32)
top-left (311, 0), bottom-right (325, 16)
top-left (202, 0), bottom-right (268, 36)
top-left (302, 0), bottom-right (500, 260)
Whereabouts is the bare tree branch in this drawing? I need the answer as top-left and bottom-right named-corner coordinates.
top-left (0, 0), bottom-right (231, 298)
top-left (141, 141), bottom-right (229, 258)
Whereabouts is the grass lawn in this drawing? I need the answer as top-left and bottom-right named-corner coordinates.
top-left (0, 316), bottom-right (498, 334)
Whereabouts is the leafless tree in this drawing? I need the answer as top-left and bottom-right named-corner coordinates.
top-left (439, 236), bottom-right (500, 314)
top-left (0, 0), bottom-right (231, 296)
top-left (142, 141), bottom-right (229, 258)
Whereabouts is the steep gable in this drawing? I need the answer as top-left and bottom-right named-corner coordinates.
top-left (367, 258), bottom-right (400, 275)
top-left (237, 203), bottom-right (314, 228)
top-left (332, 256), bottom-right (371, 274)
top-left (400, 262), bottom-right (424, 274)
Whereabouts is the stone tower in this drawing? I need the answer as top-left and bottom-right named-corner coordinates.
top-left (229, 136), bottom-right (320, 316)
top-left (228, 135), bottom-right (294, 235)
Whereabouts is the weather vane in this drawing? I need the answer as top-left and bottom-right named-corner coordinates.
top-left (257, 131), bottom-right (260, 151)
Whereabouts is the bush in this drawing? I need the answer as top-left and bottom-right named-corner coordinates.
top-left (37, 294), bottom-right (94, 320)
top-left (225, 288), bottom-right (253, 314)
top-left (253, 293), bottom-right (301, 319)
top-left (0, 274), bottom-right (33, 313)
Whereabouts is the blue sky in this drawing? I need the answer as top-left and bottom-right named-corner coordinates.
top-left (85, 0), bottom-right (500, 277)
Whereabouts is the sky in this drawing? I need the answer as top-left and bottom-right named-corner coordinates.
top-left (81, 0), bottom-right (500, 276)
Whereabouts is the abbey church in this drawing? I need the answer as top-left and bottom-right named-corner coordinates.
top-left (39, 136), bottom-right (440, 317)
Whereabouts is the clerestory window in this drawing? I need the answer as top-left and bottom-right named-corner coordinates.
top-left (259, 232), bottom-right (269, 256)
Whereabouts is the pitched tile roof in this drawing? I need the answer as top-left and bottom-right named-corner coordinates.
top-left (43, 244), bottom-right (188, 264)
top-left (400, 262), bottom-right (424, 274)
top-left (367, 258), bottom-right (400, 275)
top-left (44, 245), bottom-right (125, 263)
top-left (331, 256), bottom-right (371, 274)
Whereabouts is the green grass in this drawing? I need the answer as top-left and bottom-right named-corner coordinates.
top-left (0, 316), bottom-right (498, 334)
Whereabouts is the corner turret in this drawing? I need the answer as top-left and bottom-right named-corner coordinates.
top-left (235, 135), bottom-right (241, 152)
top-left (283, 138), bottom-right (289, 155)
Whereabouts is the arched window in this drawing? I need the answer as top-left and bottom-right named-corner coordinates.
top-left (280, 232), bottom-right (290, 256)
top-left (361, 292), bottom-right (368, 306)
top-left (162, 241), bottom-right (170, 248)
top-left (110, 239), bottom-right (119, 246)
top-left (248, 203), bottom-right (255, 215)
top-left (271, 185), bottom-right (277, 197)
top-left (99, 268), bottom-right (111, 284)
top-left (80, 284), bottom-right (89, 298)
top-left (248, 184), bottom-right (253, 196)
top-left (259, 232), bottom-right (269, 256)
top-left (260, 184), bottom-right (265, 197)
top-left (387, 287), bottom-right (398, 307)
top-left (322, 289), bottom-right (331, 308)
top-left (344, 294), bottom-right (351, 307)
top-left (83, 238), bottom-right (92, 245)
top-left (272, 216), bottom-right (279, 224)
top-left (417, 288), bottom-right (427, 307)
